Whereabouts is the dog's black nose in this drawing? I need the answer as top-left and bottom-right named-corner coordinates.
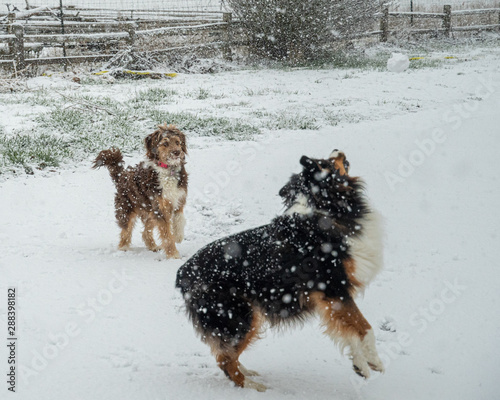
top-left (172, 150), bottom-right (181, 156)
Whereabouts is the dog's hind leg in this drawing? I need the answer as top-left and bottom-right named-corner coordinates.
top-left (117, 210), bottom-right (137, 251)
top-left (311, 293), bottom-right (384, 379)
top-left (216, 352), bottom-right (266, 392)
top-left (186, 286), bottom-right (266, 391)
top-left (213, 311), bottom-right (266, 392)
top-left (141, 215), bottom-right (159, 252)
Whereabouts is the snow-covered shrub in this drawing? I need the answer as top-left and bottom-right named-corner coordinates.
top-left (224, 0), bottom-right (377, 62)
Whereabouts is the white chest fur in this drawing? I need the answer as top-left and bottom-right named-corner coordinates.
top-left (160, 176), bottom-right (186, 211)
top-left (284, 194), bottom-right (313, 216)
top-left (150, 163), bottom-right (186, 211)
top-left (347, 209), bottom-right (384, 294)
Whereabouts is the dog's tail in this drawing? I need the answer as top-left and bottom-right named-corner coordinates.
top-left (92, 148), bottom-right (124, 185)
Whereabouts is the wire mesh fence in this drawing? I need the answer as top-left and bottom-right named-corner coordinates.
top-left (4, 0), bottom-right (224, 13)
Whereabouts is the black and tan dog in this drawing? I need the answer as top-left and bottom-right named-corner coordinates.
top-left (94, 123), bottom-right (188, 259)
top-left (176, 150), bottom-right (384, 391)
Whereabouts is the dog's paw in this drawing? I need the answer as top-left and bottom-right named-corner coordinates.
top-left (361, 330), bottom-right (384, 374)
top-left (174, 232), bottom-right (184, 244)
top-left (239, 364), bottom-right (260, 377)
top-left (166, 250), bottom-right (181, 259)
top-left (353, 364), bottom-right (370, 379)
top-left (118, 245), bottom-right (130, 252)
top-left (352, 355), bottom-right (371, 379)
top-left (368, 359), bottom-right (385, 373)
top-left (244, 378), bottom-right (267, 392)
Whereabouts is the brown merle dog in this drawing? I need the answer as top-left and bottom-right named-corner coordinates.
top-left (93, 123), bottom-right (188, 259)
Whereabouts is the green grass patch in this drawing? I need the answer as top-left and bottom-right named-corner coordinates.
top-left (130, 87), bottom-right (178, 105)
top-left (252, 110), bottom-right (320, 130)
top-left (38, 107), bottom-right (92, 133)
top-left (147, 109), bottom-right (259, 141)
top-left (195, 88), bottom-right (211, 100)
top-left (36, 104), bottom-right (144, 155)
top-left (0, 133), bottom-right (71, 173)
top-left (186, 88), bottom-right (227, 100)
top-left (408, 57), bottom-right (444, 69)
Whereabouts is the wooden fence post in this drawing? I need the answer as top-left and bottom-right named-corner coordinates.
top-left (7, 13), bottom-right (15, 57)
top-left (410, 0), bottom-right (414, 26)
top-left (222, 12), bottom-right (233, 61)
top-left (498, 2), bottom-right (500, 32)
top-left (443, 5), bottom-right (452, 37)
top-left (12, 24), bottom-right (26, 71)
top-left (124, 23), bottom-right (136, 47)
top-left (380, 6), bottom-right (389, 42)
top-left (7, 12), bottom-right (15, 33)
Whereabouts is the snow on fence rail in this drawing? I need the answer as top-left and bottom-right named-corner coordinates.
top-left (0, 4), bottom-right (499, 71)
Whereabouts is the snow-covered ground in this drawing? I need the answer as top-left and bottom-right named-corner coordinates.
top-left (1, 45), bottom-right (500, 400)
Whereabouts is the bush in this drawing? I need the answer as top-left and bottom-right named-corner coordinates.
top-left (225, 0), bottom-right (377, 62)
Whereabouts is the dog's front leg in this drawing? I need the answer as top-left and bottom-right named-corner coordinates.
top-left (312, 293), bottom-right (384, 379)
top-left (173, 207), bottom-right (186, 244)
top-left (157, 200), bottom-right (180, 259)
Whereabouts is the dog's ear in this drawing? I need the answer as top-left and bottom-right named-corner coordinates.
top-left (330, 152), bottom-right (348, 176)
top-left (278, 180), bottom-right (291, 199)
top-left (300, 156), bottom-right (320, 174)
top-left (178, 130), bottom-right (187, 155)
top-left (145, 130), bottom-right (161, 160)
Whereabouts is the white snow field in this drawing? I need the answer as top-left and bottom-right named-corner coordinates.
top-left (1, 46), bottom-right (500, 400)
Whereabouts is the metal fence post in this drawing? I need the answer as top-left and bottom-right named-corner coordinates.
top-left (380, 6), bottom-right (389, 42)
top-left (12, 24), bottom-right (26, 71)
top-left (443, 5), bottom-right (452, 37)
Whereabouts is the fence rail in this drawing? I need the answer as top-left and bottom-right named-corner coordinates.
top-left (384, 11), bottom-right (446, 18)
top-left (1, 4), bottom-right (500, 71)
top-left (370, 5), bottom-right (499, 41)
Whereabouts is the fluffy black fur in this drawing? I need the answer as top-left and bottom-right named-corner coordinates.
top-left (176, 155), bottom-right (368, 348)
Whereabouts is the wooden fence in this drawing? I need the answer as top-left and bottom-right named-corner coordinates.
top-left (0, 4), bottom-right (499, 71)
top-left (0, 7), bottom-right (233, 71)
top-left (375, 4), bottom-right (500, 41)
